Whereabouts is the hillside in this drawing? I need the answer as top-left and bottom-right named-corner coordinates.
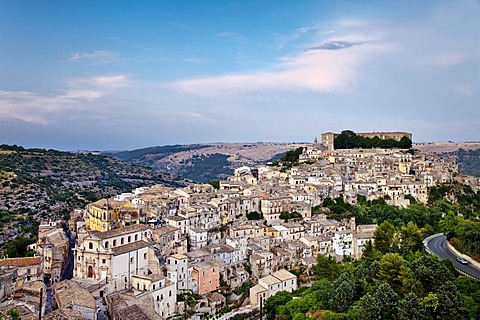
top-left (0, 145), bottom-right (186, 251)
top-left (105, 142), bottom-right (304, 182)
top-left (457, 148), bottom-right (480, 177)
top-left (413, 142), bottom-right (480, 177)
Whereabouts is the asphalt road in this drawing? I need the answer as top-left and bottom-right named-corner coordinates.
top-left (425, 234), bottom-right (480, 280)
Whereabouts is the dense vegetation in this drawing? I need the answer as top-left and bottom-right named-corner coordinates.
top-left (457, 148), bottom-right (480, 177)
top-left (105, 144), bottom-right (209, 162)
top-left (266, 249), bottom-right (480, 320)
top-left (280, 147), bottom-right (305, 164)
top-left (334, 130), bottom-right (412, 149)
top-left (177, 153), bottom-right (232, 182)
top-left (315, 195), bottom-right (442, 232)
top-left (269, 147), bottom-right (307, 170)
top-left (267, 184), bottom-right (480, 320)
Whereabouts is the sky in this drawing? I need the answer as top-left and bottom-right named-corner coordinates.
top-left (0, 0), bottom-right (479, 151)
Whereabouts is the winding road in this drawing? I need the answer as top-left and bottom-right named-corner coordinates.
top-left (424, 233), bottom-right (480, 280)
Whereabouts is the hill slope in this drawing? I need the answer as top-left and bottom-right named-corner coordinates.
top-left (0, 145), bottom-right (186, 249)
top-left (105, 142), bottom-right (305, 182)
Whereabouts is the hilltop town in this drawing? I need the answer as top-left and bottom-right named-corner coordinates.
top-left (1, 131), bottom-right (479, 320)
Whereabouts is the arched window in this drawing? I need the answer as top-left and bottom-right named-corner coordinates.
top-left (88, 243), bottom-right (93, 250)
top-left (128, 236), bottom-right (131, 243)
top-left (105, 241), bottom-right (109, 248)
top-left (135, 234), bottom-right (138, 241)
top-left (120, 238), bottom-right (124, 245)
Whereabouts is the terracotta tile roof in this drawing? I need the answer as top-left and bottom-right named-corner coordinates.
top-left (0, 257), bottom-right (41, 267)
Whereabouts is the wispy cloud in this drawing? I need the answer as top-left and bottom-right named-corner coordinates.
top-left (173, 23), bottom-right (393, 96)
top-left (310, 40), bottom-right (365, 51)
top-left (68, 50), bottom-right (121, 65)
top-left (0, 75), bottom-right (131, 125)
top-left (216, 31), bottom-right (247, 44)
top-left (454, 85), bottom-right (474, 97)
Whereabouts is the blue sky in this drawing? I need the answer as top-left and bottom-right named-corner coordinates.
top-left (0, 0), bottom-right (479, 150)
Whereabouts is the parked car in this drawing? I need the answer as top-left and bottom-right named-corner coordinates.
top-left (456, 257), bottom-right (469, 265)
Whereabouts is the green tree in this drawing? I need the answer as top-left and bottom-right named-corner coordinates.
top-left (246, 211), bottom-right (263, 220)
top-left (374, 221), bottom-right (397, 254)
top-left (377, 253), bottom-right (422, 296)
top-left (356, 283), bottom-right (398, 320)
top-left (410, 254), bottom-right (455, 293)
top-left (434, 281), bottom-right (463, 319)
top-left (314, 254), bottom-right (341, 281)
top-left (6, 308), bottom-right (20, 320)
top-left (396, 293), bottom-right (428, 320)
top-left (399, 221), bottom-right (425, 255)
top-left (439, 211), bottom-right (461, 239)
top-left (208, 179), bottom-right (220, 189)
top-left (5, 236), bottom-right (35, 257)
top-left (265, 291), bottom-right (293, 320)
top-left (361, 240), bottom-right (381, 263)
top-left (327, 274), bottom-right (356, 312)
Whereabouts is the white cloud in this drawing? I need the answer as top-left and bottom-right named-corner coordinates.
top-left (68, 50), bottom-right (121, 65)
top-left (0, 75), bottom-right (131, 125)
top-left (173, 24), bottom-right (394, 96)
top-left (454, 85), bottom-right (474, 97)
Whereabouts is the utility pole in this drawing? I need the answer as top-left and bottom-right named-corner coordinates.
top-left (38, 287), bottom-right (43, 320)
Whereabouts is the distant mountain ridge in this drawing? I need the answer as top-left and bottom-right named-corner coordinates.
top-left (104, 142), bottom-right (305, 182)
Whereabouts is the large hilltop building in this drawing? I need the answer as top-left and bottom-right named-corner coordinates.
top-left (321, 131), bottom-right (413, 151)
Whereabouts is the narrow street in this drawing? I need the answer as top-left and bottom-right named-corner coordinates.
top-left (45, 286), bottom-right (53, 314)
top-left (61, 230), bottom-right (75, 281)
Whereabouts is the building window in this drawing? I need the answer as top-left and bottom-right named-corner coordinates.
top-left (102, 259), bottom-right (106, 264)
top-left (135, 234), bottom-right (138, 241)
top-left (153, 284), bottom-right (156, 290)
top-left (113, 240), bottom-right (117, 246)
top-left (121, 238), bottom-right (124, 245)
top-left (130, 257), bottom-right (134, 263)
top-left (144, 253), bottom-right (147, 260)
top-left (89, 243), bottom-right (93, 250)
top-left (105, 241), bottom-right (109, 248)
top-left (128, 236), bottom-right (131, 243)
top-left (169, 290), bottom-right (172, 297)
